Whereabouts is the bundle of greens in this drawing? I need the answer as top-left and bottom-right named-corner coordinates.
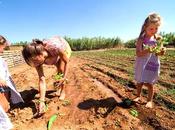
top-left (143, 37), bottom-right (168, 54)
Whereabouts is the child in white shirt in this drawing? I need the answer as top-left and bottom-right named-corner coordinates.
top-left (0, 35), bottom-right (24, 130)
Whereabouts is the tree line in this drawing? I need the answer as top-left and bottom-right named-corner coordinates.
top-left (12, 32), bottom-right (175, 51)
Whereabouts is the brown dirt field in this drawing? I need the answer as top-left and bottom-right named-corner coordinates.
top-left (8, 57), bottom-right (175, 130)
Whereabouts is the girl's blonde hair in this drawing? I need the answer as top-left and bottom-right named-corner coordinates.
top-left (139, 13), bottom-right (161, 39)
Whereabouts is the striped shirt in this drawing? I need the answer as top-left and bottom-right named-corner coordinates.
top-left (43, 36), bottom-right (72, 65)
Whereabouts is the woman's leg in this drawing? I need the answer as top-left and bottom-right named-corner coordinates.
top-left (55, 60), bottom-right (66, 100)
top-left (145, 83), bottom-right (154, 108)
top-left (134, 83), bottom-right (143, 102)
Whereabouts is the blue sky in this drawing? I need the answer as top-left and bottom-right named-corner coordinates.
top-left (0, 0), bottom-right (174, 43)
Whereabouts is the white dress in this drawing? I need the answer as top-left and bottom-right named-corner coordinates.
top-left (134, 38), bottom-right (160, 84)
top-left (0, 57), bottom-right (24, 104)
top-left (0, 106), bottom-right (13, 130)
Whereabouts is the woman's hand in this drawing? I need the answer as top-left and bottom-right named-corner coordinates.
top-left (161, 47), bottom-right (166, 55)
top-left (53, 78), bottom-right (67, 88)
top-left (0, 80), bottom-right (7, 87)
top-left (156, 47), bottom-right (166, 56)
top-left (38, 100), bottom-right (47, 114)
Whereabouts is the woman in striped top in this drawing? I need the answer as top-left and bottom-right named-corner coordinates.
top-left (22, 36), bottom-right (72, 115)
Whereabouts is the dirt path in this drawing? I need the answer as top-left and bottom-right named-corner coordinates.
top-left (8, 57), bottom-right (175, 130)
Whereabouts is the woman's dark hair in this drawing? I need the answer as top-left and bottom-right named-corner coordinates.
top-left (32, 39), bottom-right (43, 45)
top-left (22, 39), bottom-right (45, 66)
top-left (0, 35), bottom-right (7, 45)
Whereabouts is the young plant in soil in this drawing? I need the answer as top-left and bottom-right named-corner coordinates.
top-left (53, 73), bottom-right (64, 80)
top-left (129, 108), bottom-right (138, 117)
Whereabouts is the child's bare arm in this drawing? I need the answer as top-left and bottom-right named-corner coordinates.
top-left (136, 39), bottom-right (150, 57)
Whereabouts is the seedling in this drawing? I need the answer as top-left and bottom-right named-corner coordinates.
top-left (47, 113), bottom-right (65, 130)
top-left (129, 109), bottom-right (138, 117)
top-left (53, 73), bottom-right (64, 80)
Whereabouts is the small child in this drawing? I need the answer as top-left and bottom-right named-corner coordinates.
top-left (134, 13), bottom-right (165, 108)
top-left (0, 35), bottom-right (24, 129)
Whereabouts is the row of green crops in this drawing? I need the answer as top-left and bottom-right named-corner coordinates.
top-left (73, 49), bottom-right (175, 100)
top-left (66, 32), bottom-right (175, 50)
top-left (11, 32), bottom-right (175, 51)
top-left (65, 36), bottom-right (123, 51)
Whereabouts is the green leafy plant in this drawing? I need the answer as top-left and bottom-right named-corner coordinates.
top-left (47, 113), bottom-right (65, 130)
top-left (157, 89), bottom-right (175, 97)
top-left (143, 37), bottom-right (169, 54)
top-left (47, 114), bottom-right (58, 130)
top-left (54, 73), bottom-right (64, 80)
top-left (129, 109), bottom-right (138, 117)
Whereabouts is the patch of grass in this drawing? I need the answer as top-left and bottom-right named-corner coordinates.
top-left (129, 108), bottom-right (139, 117)
top-left (74, 49), bottom-right (175, 112)
top-left (114, 120), bottom-right (121, 128)
top-left (155, 93), bottom-right (175, 111)
top-left (157, 89), bottom-right (175, 99)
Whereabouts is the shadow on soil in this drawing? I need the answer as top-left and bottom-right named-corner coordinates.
top-left (10, 87), bottom-right (57, 115)
top-left (78, 97), bottom-right (135, 117)
top-left (10, 87), bottom-right (38, 114)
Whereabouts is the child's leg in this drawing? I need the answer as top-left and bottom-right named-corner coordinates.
top-left (134, 83), bottom-right (143, 102)
top-left (145, 83), bottom-right (154, 108)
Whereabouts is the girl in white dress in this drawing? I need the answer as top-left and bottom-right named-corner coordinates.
top-left (134, 13), bottom-right (165, 108)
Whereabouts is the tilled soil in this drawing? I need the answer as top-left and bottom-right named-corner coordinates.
top-left (8, 57), bottom-right (175, 130)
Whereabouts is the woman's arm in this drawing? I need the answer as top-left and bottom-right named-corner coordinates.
top-left (156, 47), bottom-right (166, 56)
top-left (35, 65), bottom-right (46, 101)
top-left (58, 48), bottom-right (69, 79)
top-left (0, 79), bottom-right (7, 87)
top-left (136, 39), bottom-right (150, 57)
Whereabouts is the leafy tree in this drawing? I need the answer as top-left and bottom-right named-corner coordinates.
top-left (124, 39), bottom-right (137, 48)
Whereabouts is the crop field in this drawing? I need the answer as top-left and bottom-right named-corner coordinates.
top-left (9, 49), bottom-right (175, 130)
